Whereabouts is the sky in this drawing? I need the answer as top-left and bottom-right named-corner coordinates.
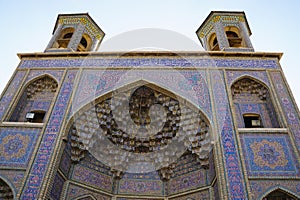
top-left (0, 0), bottom-right (299, 107)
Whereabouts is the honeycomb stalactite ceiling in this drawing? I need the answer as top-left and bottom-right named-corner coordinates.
top-left (231, 78), bottom-right (268, 101)
top-left (27, 76), bottom-right (58, 99)
top-left (70, 85), bottom-right (212, 174)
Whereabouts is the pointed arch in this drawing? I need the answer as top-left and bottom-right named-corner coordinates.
top-left (224, 26), bottom-right (244, 48)
top-left (25, 73), bottom-right (59, 87)
top-left (0, 176), bottom-right (15, 200)
top-left (231, 76), bottom-right (281, 128)
top-left (73, 194), bottom-right (97, 200)
top-left (8, 74), bottom-right (58, 122)
top-left (70, 79), bottom-right (212, 126)
top-left (260, 186), bottom-right (299, 200)
top-left (230, 75), bottom-right (270, 90)
top-left (52, 27), bottom-right (75, 49)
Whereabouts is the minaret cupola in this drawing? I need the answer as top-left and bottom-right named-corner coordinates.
top-left (45, 13), bottom-right (105, 52)
top-left (196, 11), bottom-right (254, 52)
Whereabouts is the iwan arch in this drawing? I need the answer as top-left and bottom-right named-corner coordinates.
top-left (0, 11), bottom-right (299, 200)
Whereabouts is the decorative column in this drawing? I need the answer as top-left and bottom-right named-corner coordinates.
top-left (45, 23), bottom-right (63, 50)
top-left (67, 23), bottom-right (85, 51)
top-left (214, 21), bottom-right (229, 50)
top-left (239, 22), bottom-right (253, 49)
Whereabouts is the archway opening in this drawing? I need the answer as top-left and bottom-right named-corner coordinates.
top-left (0, 178), bottom-right (14, 200)
top-left (263, 189), bottom-right (298, 200)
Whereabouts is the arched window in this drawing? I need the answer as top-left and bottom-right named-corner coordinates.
top-left (9, 76), bottom-right (58, 123)
top-left (262, 189), bottom-right (298, 200)
top-left (52, 27), bottom-right (75, 49)
top-left (231, 78), bottom-right (280, 128)
top-left (77, 33), bottom-right (92, 52)
top-left (225, 26), bottom-right (243, 47)
top-left (0, 178), bottom-right (14, 200)
top-left (208, 33), bottom-right (219, 51)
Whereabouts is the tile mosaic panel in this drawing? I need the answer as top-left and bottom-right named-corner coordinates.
top-left (213, 181), bottom-right (220, 200)
top-left (270, 71), bottom-right (300, 150)
top-left (0, 127), bottom-right (41, 168)
top-left (122, 171), bottom-right (160, 181)
top-left (239, 133), bottom-right (299, 177)
top-left (72, 165), bottom-right (113, 192)
top-left (79, 153), bottom-right (112, 176)
top-left (168, 189), bottom-right (210, 200)
top-left (20, 70), bottom-right (78, 199)
top-left (171, 152), bottom-right (204, 178)
top-left (65, 183), bottom-right (111, 200)
top-left (25, 70), bottom-right (64, 83)
top-left (0, 170), bottom-right (25, 193)
top-left (210, 70), bottom-right (247, 199)
top-left (59, 147), bottom-right (72, 178)
top-left (118, 178), bottom-right (163, 196)
top-left (168, 170), bottom-right (207, 195)
top-left (234, 103), bottom-right (277, 128)
top-left (226, 70), bottom-right (270, 87)
top-left (250, 180), bottom-right (300, 199)
top-left (19, 57), bottom-right (279, 69)
top-left (50, 172), bottom-right (64, 200)
top-left (0, 71), bottom-right (26, 120)
top-left (71, 69), bottom-right (211, 120)
top-left (117, 198), bottom-right (163, 200)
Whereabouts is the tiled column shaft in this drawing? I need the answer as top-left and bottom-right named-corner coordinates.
top-left (68, 24), bottom-right (85, 51)
top-left (239, 22), bottom-right (253, 49)
top-left (45, 24), bottom-right (63, 50)
top-left (214, 22), bottom-right (229, 50)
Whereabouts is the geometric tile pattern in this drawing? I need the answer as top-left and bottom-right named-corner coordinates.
top-left (240, 133), bottom-right (300, 177)
top-left (0, 128), bottom-right (41, 168)
top-left (118, 178), bottom-right (163, 196)
top-left (50, 173), bottom-right (64, 200)
top-left (71, 69), bottom-right (212, 120)
top-left (20, 70), bottom-right (78, 199)
top-left (19, 57), bottom-right (279, 69)
top-left (65, 183), bottom-right (111, 200)
top-left (168, 189), bottom-right (210, 200)
top-left (0, 170), bottom-right (25, 193)
top-left (270, 71), bottom-right (300, 150)
top-left (0, 71), bottom-right (26, 120)
top-left (72, 165), bottom-right (113, 193)
top-left (226, 70), bottom-right (270, 87)
top-left (250, 180), bottom-right (300, 199)
top-left (210, 70), bottom-right (247, 199)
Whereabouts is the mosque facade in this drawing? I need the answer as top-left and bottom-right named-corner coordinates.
top-left (0, 11), bottom-right (299, 200)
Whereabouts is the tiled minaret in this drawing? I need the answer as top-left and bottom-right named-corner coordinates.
top-left (196, 11), bottom-right (254, 52)
top-left (45, 13), bottom-right (105, 52)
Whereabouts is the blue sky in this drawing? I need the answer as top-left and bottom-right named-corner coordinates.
top-left (0, 0), bottom-right (299, 106)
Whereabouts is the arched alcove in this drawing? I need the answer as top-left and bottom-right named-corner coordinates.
top-left (8, 75), bottom-right (58, 122)
top-left (224, 26), bottom-right (244, 48)
top-left (231, 77), bottom-right (280, 128)
top-left (52, 27), bottom-right (75, 49)
top-left (52, 82), bottom-right (217, 199)
top-left (77, 33), bottom-right (92, 52)
top-left (0, 178), bottom-right (14, 200)
top-left (262, 188), bottom-right (299, 200)
top-left (208, 33), bottom-right (219, 51)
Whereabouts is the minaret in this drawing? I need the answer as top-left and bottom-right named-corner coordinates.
top-left (45, 13), bottom-right (105, 52)
top-left (196, 11), bottom-right (254, 52)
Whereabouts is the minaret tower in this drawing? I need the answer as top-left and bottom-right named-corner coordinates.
top-left (196, 11), bottom-right (254, 52)
top-left (45, 13), bottom-right (105, 52)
